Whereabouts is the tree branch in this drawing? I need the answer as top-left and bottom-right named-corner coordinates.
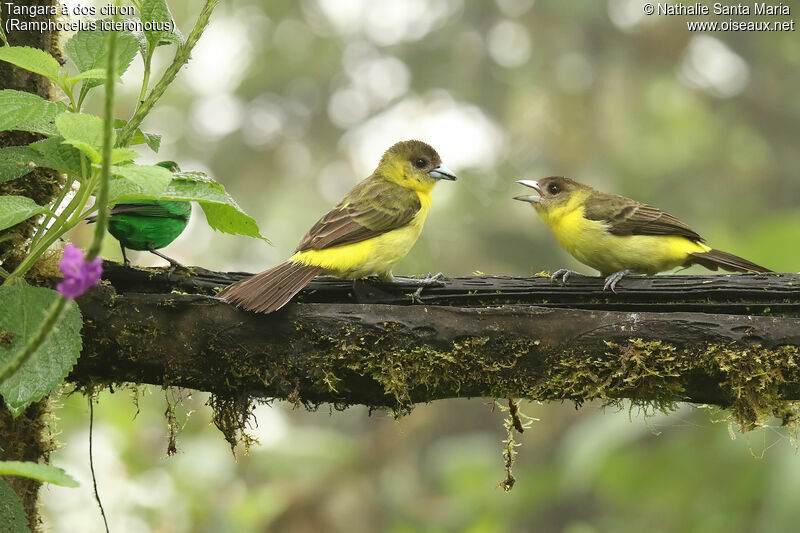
top-left (71, 264), bottom-right (800, 429)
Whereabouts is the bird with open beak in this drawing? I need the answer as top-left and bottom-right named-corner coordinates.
top-left (514, 177), bottom-right (771, 291)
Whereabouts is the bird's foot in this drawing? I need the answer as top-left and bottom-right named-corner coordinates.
top-left (392, 272), bottom-right (446, 303)
top-left (602, 269), bottom-right (637, 293)
top-left (392, 272), bottom-right (447, 288)
top-left (121, 246), bottom-right (131, 267)
top-left (550, 269), bottom-right (583, 285)
top-left (147, 246), bottom-right (183, 274)
top-left (412, 272), bottom-right (447, 302)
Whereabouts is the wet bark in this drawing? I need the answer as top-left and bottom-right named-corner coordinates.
top-left (70, 265), bottom-right (800, 409)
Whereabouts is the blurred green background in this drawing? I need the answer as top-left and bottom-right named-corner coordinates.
top-left (45, 0), bottom-right (800, 531)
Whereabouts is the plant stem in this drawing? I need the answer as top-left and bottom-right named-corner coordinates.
top-left (135, 49), bottom-right (153, 116)
top-left (87, 26), bottom-right (118, 260)
top-left (117, 0), bottom-right (219, 147)
top-left (30, 178), bottom-right (74, 247)
top-left (5, 172), bottom-right (96, 283)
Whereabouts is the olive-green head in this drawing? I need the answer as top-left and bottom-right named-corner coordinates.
top-left (376, 140), bottom-right (457, 193)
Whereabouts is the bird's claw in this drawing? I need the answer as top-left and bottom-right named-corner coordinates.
top-left (421, 272), bottom-right (446, 286)
top-left (550, 269), bottom-right (581, 285)
top-left (410, 272), bottom-right (446, 303)
top-left (602, 270), bottom-right (634, 293)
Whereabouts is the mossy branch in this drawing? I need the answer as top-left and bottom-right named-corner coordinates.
top-left (70, 265), bottom-right (800, 432)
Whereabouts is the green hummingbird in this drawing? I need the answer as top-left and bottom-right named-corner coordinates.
top-left (90, 161), bottom-right (191, 268)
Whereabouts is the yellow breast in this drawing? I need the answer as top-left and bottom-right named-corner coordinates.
top-left (290, 190), bottom-right (432, 278)
top-left (538, 196), bottom-right (709, 275)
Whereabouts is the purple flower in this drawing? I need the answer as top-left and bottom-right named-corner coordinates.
top-left (56, 244), bottom-right (103, 300)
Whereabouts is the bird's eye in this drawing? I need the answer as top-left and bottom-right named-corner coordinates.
top-left (547, 183), bottom-right (561, 195)
top-left (413, 158), bottom-right (427, 169)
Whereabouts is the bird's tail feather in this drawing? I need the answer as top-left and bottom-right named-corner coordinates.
top-left (688, 249), bottom-right (772, 273)
top-left (218, 261), bottom-right (323, 313)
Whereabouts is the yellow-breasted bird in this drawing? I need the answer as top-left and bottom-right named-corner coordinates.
top-left (514, 177), bottom-right (772, 291)
top-left (220, 140), bottom-right (457, 313)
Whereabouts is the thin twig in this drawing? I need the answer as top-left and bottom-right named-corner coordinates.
top-left (89, 396), bottom-right (110, 533)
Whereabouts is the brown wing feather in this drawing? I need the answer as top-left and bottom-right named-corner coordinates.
top-left (295, 177), bottom-right (421, 252)
top-left (584, 194), bottom-right (704, 243)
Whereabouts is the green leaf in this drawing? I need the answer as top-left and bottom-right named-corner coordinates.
top-left (140, 0), bottom-right (175, 51)
top-left (55, 113), bottom-right (108, 164)
top-left (0, 46), bottom-right (60, 82)
top-left (65, 68), bottom-right (106, 84)
top-left (29, 138), bottom-right (83, 176)
top-left (110, 148), bottom-right (140, 164)
top-left (0, 479), bottom-right (29, 533)
top-left (0, 285), bottom-right (83, 417)
top-left (0, 146), bottom-right (44, 184)
top-left (115, 120), bottom-right (161, 152)
top-left (0, 461), bottom-right (79, 488)
top-left (163, 171), bottom-right (267, 240)
top-left (0, 90), bottom-right (68, 136)
top-left (0, 196), bottom-right (47, 231)
top-left (135, 131), bottom-right (161, 153)
top-left (64, 29), bottom-right (139, 90)
top-left (107, 163), bottom-right (173, 202)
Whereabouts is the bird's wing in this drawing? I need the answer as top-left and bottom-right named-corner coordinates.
top-left (584, 194), bottom-right (705, 242)
top-left (108, 203), bottom-right (188, 219)
top-left (296, 178), bottom-right (421, 251)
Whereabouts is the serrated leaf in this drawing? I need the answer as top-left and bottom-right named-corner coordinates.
top-left (0, 461), bottom-right (79, 488)
top-left (55, 113), bottom-right (108, 164)
top-left (0, 196), bottom-right (47, 231)
top-left (140, 0), bottom-right (174, 51)
top-left (0, 479), bottom-right (29, 533)
top-left (142, 132), bottom-right (161, 152)
top-left (107, 163), bottom-right (172, 203)
top-left (0, 146), bottom-right (44, 184)
top-left (0, 46), bottom-right (60, 82)
top-left (162, 172), bottom-right (267, 240)
top-left (0, 284), bottom-right (83, 416)
top-left (64, 29), bottom-right (139, 90)
top-left (0, 90), bottom-right (68, 136)
top-left (29, 137), bottom-right (83, 176)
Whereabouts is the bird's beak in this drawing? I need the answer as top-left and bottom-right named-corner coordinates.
top-left (429, 165), bottom-right (457, 181)
top-left (513, 180), bottom-right (542, 203)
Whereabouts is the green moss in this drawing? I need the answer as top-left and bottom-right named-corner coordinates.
top-left (82, 293), bottom-right (800, 450)
top-left (288, 329), bottom-right (800, 435)
top-left (207, 394), bottom-right (260, 453)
